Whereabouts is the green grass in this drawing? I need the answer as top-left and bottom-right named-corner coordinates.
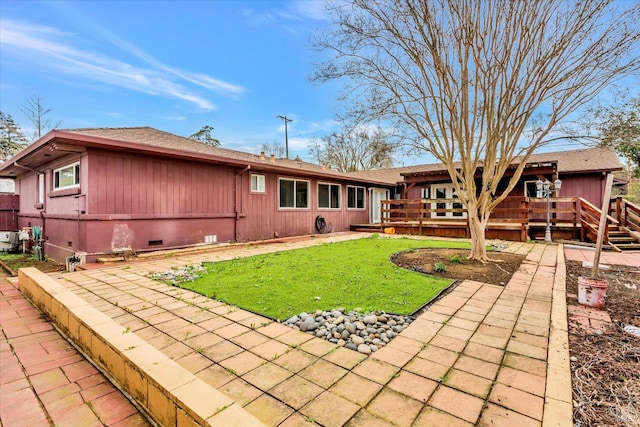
top-left (177, 236), bottom-right (470, 320)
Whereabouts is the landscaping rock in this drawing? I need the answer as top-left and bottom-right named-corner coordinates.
top-left (285, 315), bottom-right (300, 324)
top-left (351, 335), bottom-right (365, 346)
top-left (282, 308), bottom-right (414, 354)
top-left (357, 344), bottom-right (372, 355)
top-left (362, 315), bottom-right (378, 325)
top-left (300, 318), bottom-right (318, 332)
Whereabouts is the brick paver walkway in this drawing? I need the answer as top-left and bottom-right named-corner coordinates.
top-left (2, 234), bottom-right (573, 426)
top-left (564, 246), bottom-right (640, 268)
top-left (0, 272), bottom-right (152, 426)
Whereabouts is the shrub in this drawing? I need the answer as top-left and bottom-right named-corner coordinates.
top-left (449, 254), bottom-right (467, 264)
top-left (433, 261), bottom-right (447, 273)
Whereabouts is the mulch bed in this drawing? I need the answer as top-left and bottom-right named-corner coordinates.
top-left (566, 260), bottom-right (640, 426)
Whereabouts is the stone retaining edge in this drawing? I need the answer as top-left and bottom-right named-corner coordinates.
top-left (542, 244), bottom-right (573, 427)
top-left (17, 267), bottom-right (266, 427)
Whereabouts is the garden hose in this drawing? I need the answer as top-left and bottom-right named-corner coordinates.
top-left (315, 215), bottom-right (326, 233)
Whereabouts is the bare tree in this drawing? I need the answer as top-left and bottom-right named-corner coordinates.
top-left (21, 96), bottom-right (61, 141)
top-left (0, 112), bottom-right (29, 162)
top-left (309, 125), bottom-right (395, 172)
top-left (261, 142), bottom-right (285, 158)
top-left (189, 125), bottom-right (220, 146)
top-left (313, 0), bottom-right (640, 260)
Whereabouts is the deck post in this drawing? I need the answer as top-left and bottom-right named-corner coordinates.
top-left (591, 173), bottom-right (614, 279)
top-left (520, 198), bottom-right (528, 242)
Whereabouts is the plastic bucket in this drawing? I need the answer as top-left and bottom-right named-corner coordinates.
top-left (578, 277), bottom-right (608, 309)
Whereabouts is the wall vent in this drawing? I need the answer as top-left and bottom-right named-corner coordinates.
top-left (204, 235), bottom-right (217, 244)
top-left (148, 240), bottom-right (163, 247)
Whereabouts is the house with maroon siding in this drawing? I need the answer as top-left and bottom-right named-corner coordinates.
top-left (0, 127), bottom-right (395, 264)
top-left (0, 126), bottom-right (625, 263)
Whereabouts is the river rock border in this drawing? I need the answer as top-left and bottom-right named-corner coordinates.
top-left (283, 309), bottom-right (414, 355)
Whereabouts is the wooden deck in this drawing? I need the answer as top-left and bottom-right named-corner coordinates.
top-left (351, 196), bottom-right (631, 243)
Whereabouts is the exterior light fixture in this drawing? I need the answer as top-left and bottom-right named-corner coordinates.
top-left (536, 177), bottom-right (562, 243)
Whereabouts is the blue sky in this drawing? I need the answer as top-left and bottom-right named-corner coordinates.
top-left (0, 0), bottom-right (347, 162)
top-left (1, 1), bottom-right (637, 167)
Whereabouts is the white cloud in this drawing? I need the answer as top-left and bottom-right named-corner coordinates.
top-left (292, 1), bottom-right (329, 21)
top-left (242, 0), bottom-right (328, 29)
top-left (0, 19), bottom-right (246, 110)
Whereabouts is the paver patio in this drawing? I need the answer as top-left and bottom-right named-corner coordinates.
top-left (2, 233), bottom-right (574, 426)
top-left (0, 272), bottom-right (151, 427)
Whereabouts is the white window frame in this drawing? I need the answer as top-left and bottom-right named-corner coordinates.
top-left (250, 174), bottom-right (265, 193)
top-left (347, 186), bottom-right (366, 210)
top-left (430, 184), bottom-right (466, 218)
top-left (53, 162), bottom-right (80, 191)
top-left (278, 178), bottom-right (310, 209)
top-left (318, 182), bottom-right (341, 209)
top-left (37, 173), bottom-right (45, 204)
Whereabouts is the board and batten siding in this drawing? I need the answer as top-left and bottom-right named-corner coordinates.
top-left (238, 172), bottom-right (370, 241)
top-left (87, 152), bottom-right (235, 215)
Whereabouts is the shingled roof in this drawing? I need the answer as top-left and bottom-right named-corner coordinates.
top-left (347, 147), bottom-right (622, 184)
top-left (1, 127), bottom-right (622, 187)
top-left (62, 126), bottom-right (338, 175)
top-left (1, 126), bottom-right (390, 184)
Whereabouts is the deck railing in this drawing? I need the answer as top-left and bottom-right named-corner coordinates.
top-left (379, 196), bottom-right (639, 243)
top-left (615, 196), bottom-right (640, 235)
top-left (380, 196), bottom-right (580, 240)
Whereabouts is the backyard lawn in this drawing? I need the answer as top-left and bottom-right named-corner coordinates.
top-left (176, 236), bottom-right (471, 320)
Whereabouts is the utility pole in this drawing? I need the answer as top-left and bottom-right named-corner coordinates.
top-left (276, 115), bottom-right (292, 159)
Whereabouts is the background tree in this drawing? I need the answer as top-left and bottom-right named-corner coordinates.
top-left (591, 96), bottom-right (640, 177)
top-left (189, 125), bottom-right (220, 146)
top-left (313, 0), bottom-right (640, 260)
top-left (0, 112), bottom-right (29, 162)
top-left (309, 125), bottom-right (395, 172)
top-left (21, 96), bottom-right (62, 142)
top-left (261, 142), bottom-right (285, 158)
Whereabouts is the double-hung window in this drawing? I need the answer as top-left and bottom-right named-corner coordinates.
top-left (347, 186), bottom-right (365, 209)
top-left (279, 178), bottom-right (309, 208)
top-left (318, 183), bottom-right (341, 209)
top-left (53, 162), bottom-right (80, 190)
top-left (251, 174), bottom-right (265, 193)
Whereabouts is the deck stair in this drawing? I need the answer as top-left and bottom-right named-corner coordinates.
top-left (608, 226), bottom-right (640, 251)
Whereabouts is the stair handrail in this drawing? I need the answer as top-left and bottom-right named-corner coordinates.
top-left (578, 197), bottom-right (618, 245)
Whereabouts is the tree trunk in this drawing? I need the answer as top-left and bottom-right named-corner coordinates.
top-left (468, 208), bottom-right (488, 261)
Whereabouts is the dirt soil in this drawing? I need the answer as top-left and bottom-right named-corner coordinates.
top-left (0, 254), bottom-right (64, 275)
top-left (392, 247), bottom-right (640, 426)
top-left (566, 261), bottom-right (640, 427)
top-left (390, 248), bottom-right (525, 286)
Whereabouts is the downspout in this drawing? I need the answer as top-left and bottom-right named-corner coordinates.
top-left (234, 166), bottom-right (250, 241)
